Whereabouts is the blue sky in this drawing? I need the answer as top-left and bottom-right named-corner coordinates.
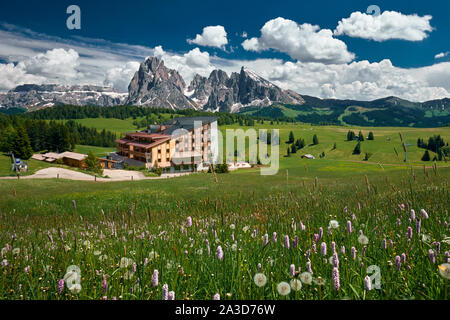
top-left (0, 0), bottom-right (449, 101)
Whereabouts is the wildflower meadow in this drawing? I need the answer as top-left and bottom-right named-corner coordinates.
top-left (0, 168), bottom-right (449, 300)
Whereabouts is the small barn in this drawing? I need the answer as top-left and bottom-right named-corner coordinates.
top-left (59, 152), bottom-right (88, 168)
top-left (301, 154), bottom-right (316, 159)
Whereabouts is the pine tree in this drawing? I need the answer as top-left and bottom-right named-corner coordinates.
top-left (347, 130), bottom-right (355, 141)
top-left (421, 150), bottom-right (431, 161)
top-left (353, 142), bottom-right (361, 155)
top-left (11, 126), bottom-right (33, 160)
top-left (368, 132), bottom-right (374, 140)
top-left (288, 131), bottom-right (294, 143)
top-left (313, 134), bottom-right (319, 145)
top-left (291, 144), bottom-right (297, 154)
top-left (85, 150), bottom-right (103, 175)
top-left (358, 131), bottom-right (365, 141)
top-left (287, 147), bottom-right (291, 157)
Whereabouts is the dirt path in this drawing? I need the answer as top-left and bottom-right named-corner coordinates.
top-left (0, 167), bottom-right (191, 182)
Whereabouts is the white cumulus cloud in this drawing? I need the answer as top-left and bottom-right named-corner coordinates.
top-left (20, 48), bottom-right (81, 80)
top-left (248, 59), bottom-right (450, 102)
top-left (104, 61), bottom-right (140, 92)
top-left (187, 25), bottom-right (228, 49)
top-left (184, 48), bottom-right (210, 68)
top-left (242, 17), bottom-right (355, 64)
top-left (0, 48), bottom-right (83, 91)
top-left (334, 11), bottom-right (433, 41)
top-left (0, 63), bottom-right (45, 91)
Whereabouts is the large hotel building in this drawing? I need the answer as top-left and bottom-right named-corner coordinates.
top-left (115, 117), bottom-right (219, 169)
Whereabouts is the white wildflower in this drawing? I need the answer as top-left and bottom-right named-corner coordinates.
top-left (253, 273), bottom-right (267, 287)
top-left (300, 272), bottom-right (313, 285)
top-left (277, 282), bottom-right (291, 296)
top-left (329, 220), bottom-right (339, 229)
top-left (290, 279), bottom-right (302, 291)
top-left (358, 235), bottom-right (369, 245)
top-left (120, 257), bottom-right (133, 269)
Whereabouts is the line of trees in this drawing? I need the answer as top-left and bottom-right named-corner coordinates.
top-left (347, 130), bottom-right (374, 141)
top-left (0, 114), bottom-right (117, 159)
top-left (418, 135), bottom-right (449, 161)
top-left (21, 105), bottom-right (265, 127)
top-left (285, 131), bottom-right (318, 156)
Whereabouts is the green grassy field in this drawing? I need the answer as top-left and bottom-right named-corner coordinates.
top-left (0, 153), bottom-right (53, 177)
top-left (71, 117), bottom-right (144, 135)
top-left (219, 122), bottom-right (450, 165)
top-left (0, 122), bottom-right (449, 300)
top-left (73, 145), bottom-right (116, 158)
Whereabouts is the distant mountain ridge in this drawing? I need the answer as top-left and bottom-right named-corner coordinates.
top-left (0, 56), bottom-right (449, 127)
top-left (0, 84), bottom-right (127, 111)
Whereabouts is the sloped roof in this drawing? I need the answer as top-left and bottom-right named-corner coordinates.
top-left (162, 117), bottom-right (218, 136)
top-left (59, 152), bottom-right (88, 161)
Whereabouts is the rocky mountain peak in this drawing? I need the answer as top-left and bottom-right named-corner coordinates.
top-left (186, 65), bottom-right (305, 112)
top-left (208, 69), bottom-right (229, 85)
top-left (126, 56), bottom-right (196, 109)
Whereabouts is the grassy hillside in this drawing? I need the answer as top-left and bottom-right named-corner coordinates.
top-left (239, 99), bottom-right (450, 127)
top-left (73, 145), bottom-right (116, 157)
top-left (220, 122), bottom-right (450, 165)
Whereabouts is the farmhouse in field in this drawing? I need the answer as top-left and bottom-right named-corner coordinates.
top-left (115, 116), bottom-right (219, 170)
top-left (228, 161), bottom-right (251, 171)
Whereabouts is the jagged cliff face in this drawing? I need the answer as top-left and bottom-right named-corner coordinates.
top-left (187, 67), bottom-right (305, 113)
top-left (126, 57), bottom-right (198, 110)
top-left (0, 84), bottom-right (127, 111)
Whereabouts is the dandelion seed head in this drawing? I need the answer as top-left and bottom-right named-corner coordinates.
top-left (277, 281), bottom-right (291, 296)
top-left (300, 272), bottom-right (313, 285)
top-left (290, 279), bottom-right (302, 291)
top-left (253, 273), bottom-right (267, 287)
top-left (358, 235), bottom-right (369, 245)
